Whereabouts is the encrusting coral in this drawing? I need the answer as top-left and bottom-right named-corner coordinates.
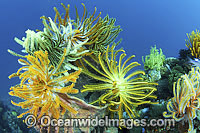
top-left (81, 45), bottom-right (158, 120)
top-left (8, 49), bottom-right (81, 119)
top-left (163, 67), bottom-right (200, 132)
top-left (8, 3), bottom-right (122, 72)
top-left (186, 29), bottom-right (200, 59)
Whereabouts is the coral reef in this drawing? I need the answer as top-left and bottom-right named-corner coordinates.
top-left (164, 57), bottom-right (189, 93)
top-left (7, 2), bottom-right (200, 133)
top-left (157, 49), bottom-right (191, 97)
top-left (0, 99), bottom-right (35, 132)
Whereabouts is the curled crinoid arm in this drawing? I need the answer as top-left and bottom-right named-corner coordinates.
top-left (81, 45), bottom-right (157, 119)
top-left (9, 3), bottom-right (122, 73)
top-left (9, 48), bottom-right (81, 119)
top-left (53, 3), bottom-right (122, 54)
top-left (163, 67), bottom-right (200, 132)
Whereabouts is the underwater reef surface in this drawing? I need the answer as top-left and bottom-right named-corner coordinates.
top-left (4, 2), bottom-right (200, 133)
top-left (0, 98), bottom-right (37, 133)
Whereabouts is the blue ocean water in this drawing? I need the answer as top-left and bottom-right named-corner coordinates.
top-left (1, 0), bottom-right (200, 131)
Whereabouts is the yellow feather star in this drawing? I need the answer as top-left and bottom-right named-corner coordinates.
top-left (186, 30), bottom-right (200, 59)
top-left (81, 45), bottom-right (158, 120)
top-left (9, 48), bottom-right (81, 119)
top-left (163, 67), bottom-right (200, 132)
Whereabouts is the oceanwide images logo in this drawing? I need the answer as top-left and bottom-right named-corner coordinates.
top-left (24, 115), bottom-right (175, 129)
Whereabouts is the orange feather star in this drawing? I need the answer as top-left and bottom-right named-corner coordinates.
top-left (9, 48), bottom-right (81, 119)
